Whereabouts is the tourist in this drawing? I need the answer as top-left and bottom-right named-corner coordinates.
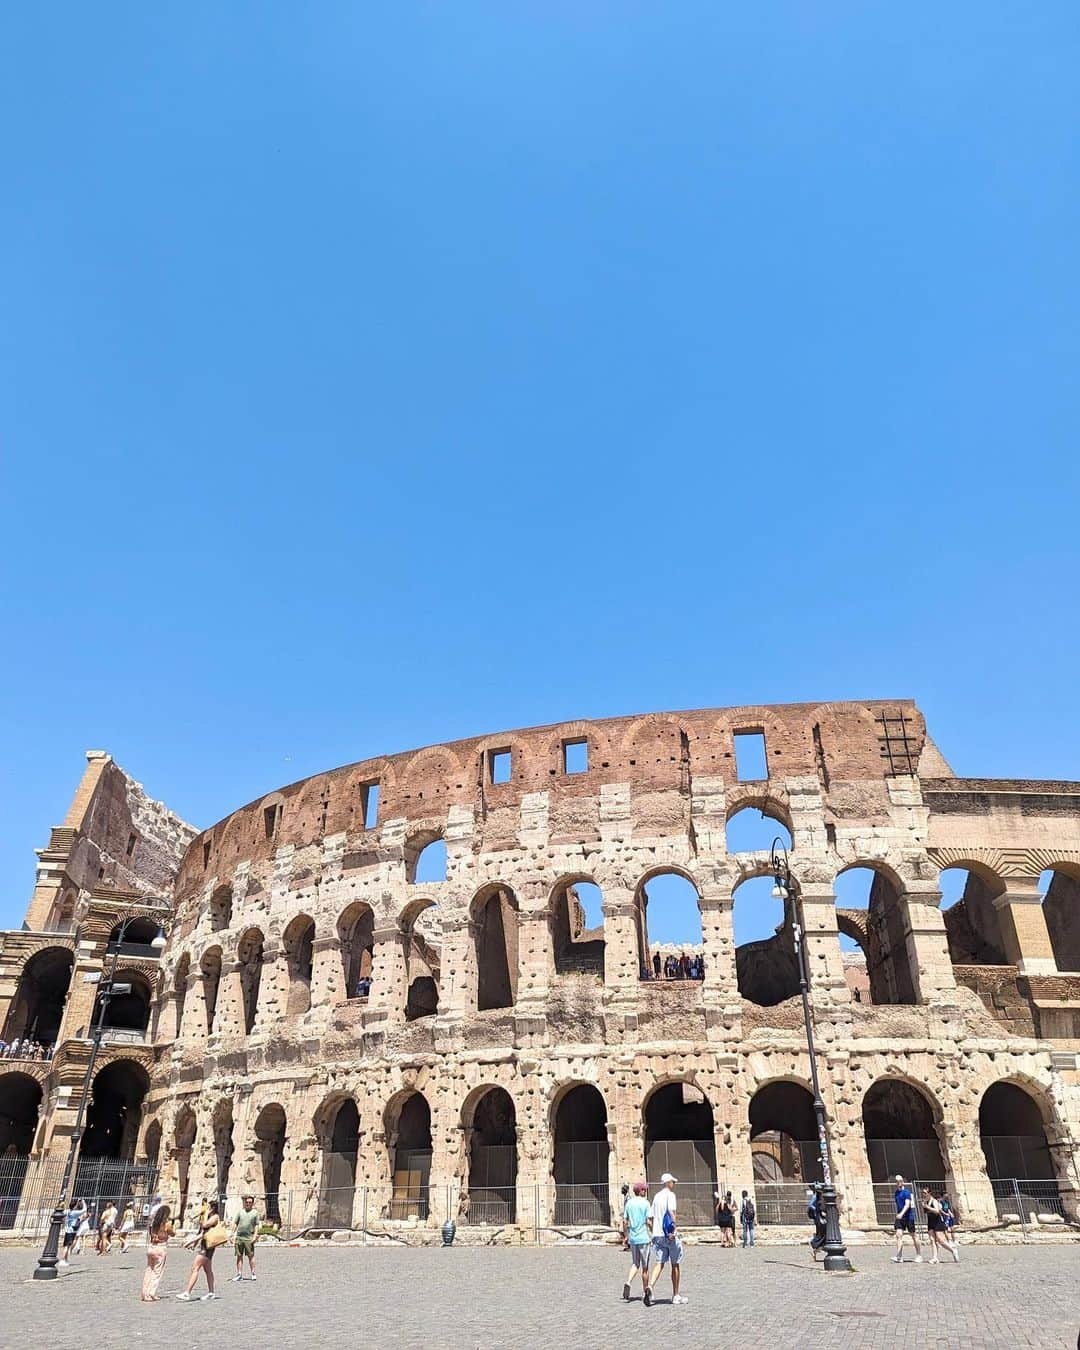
top-left (141, 1204), bottom-right (174, 1302)
top-left (739, 1190), bottom-right (756, 1247)
top-left (644, 1172), bottom-right (686, 1306)
top-left (75, 1204), bottom-right (93, 1255)
top-left (715, 1190), bottom-right (736, 1246)
top-left (679, 952), bottom-right (690, 979)
top-left (61, 1199), bottom-right (84, 1263)
top-left (921, 1188), bottom-right (959, 1263)
top-left (177, 1197), bottom-right (225, 1301)
top-left (891, 1175), bottom-right (922, 1263)
top-left (232, 1194), bottom-right (260, 1282)
top-left (355, 975), bottom-right (371, 997)
top-left (652, 952), bottom-right (661, 979)
top-left (97, 1200), bottom-right (117, 1255)
top-left (807, 1186), bottom-right (827, 1259)
top-left (621, 1181), bottom-right (651, 1301)
top-left (117, 1201), bottom-right (136, 1252)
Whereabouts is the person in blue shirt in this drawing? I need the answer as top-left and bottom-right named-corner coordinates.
top-left (621, 1181), bottom-right (652, 1301)
top-left (892, 1174), bottom-right (922, 1263)
top-left (61, 1199), bottom-right (85, 1264)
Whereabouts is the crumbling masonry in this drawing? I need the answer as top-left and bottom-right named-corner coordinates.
top-left (3, 702), bottom-right (1080, 1237)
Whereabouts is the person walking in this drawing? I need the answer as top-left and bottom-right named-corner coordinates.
top-left (739, 1190), bottom-right (756, 1247)
top-left (117, 1202), bottom-right (136, 1253)
top-left (892, 1175), bottom-right (922, 1263)
top-left (232, 1195), bottom-right (260, 1282)
top-left (652, 952), bottom-right (661, 980)
top-left (75, 1204), bottom-right (93, 1255)
top-left (807, 1186), bottom-right (827, 1259)
top-left (176, 1198), bottom-right (224, 1301)
top-left (715, 1191), bottom-right (736, 1246)
top-left (97, 1201), bottom-right (117, 1255)
top-left (921, 1188), bottom-right (960, 1263)
top-left (141, 1204), bottom-right (174, 1302)
top-left (61, 1200), bottom-right (84, 1264)
top-left (644, 1173), bottom-right (686, 1306)
top-left (621, 1181), bottom-right (652, 1301)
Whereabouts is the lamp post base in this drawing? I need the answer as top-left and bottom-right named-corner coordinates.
top-left (32, 1206), bottom-right (67, 1279)
top-left (820, 1184), bottom-right (853, 1272)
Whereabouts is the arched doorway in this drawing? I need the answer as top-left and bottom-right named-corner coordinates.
top-left (144, 1119), bottom-right (162, 1167)
top-left (253, 1104), bottom-right (286, 1223)
top-left (77, 1060), bottom-right (153, 1217)
top-left (0, 1073), bottom-right (43, 1228)
top-left (3, 948), bottom-right (73, 1045)
top-left (213, 1100), bottom-right (234, 1205)
top-left (464, 1087), bottom-right (518, 1224)
top-left (318, 1098), bottom-right (360, 1228)
top-left (201, 947), bottom-right (223, 1033)
top-left (979, 1081), bottom-right (1063, 1218)
top-left (106, 918), bottom-right (163, 957)
top-left (863, 1079), bottom-right (946, 1222)
top-left (552, 1084), bottom-right (609, 1224)
top-left (388, 1092), bottom-right (432, 1219)
top-left (939, 865), bottom-right (1009, 966)
top-left (338, 903), bottom-right (374, 998)
top-left (733, 875), bottom-right (799, 1006)
top-left (237, 930), bottom-right (264, 1034)
top-left (95, 973), bottom-right (152, 1036)
top-left (474, 887), bottom-right (519, 1011)
top-left (748, 1081), bottom-right (821, 1223)
top-left (550, 879), bottom-right (605, 978)
top-left (635, 871), bottom-right (703, 982)
top-left (835, 866), bottom-right (918, 1003)
top-left (405, 976), bottom-right (439, 1021)
top-left (1040, 867), bottom-right (1080, 972)
top-left (173, 1105), bottom-right (197, 1224)
top-left (644, 1082), bottom-right (717, 1226)
top-left (282, 914), bottom-right (315, 1016)
top-left (172, 954), bottom-right (190, 1039)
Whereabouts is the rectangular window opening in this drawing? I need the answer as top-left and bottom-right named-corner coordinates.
top-left (362, 782), bottom-right (380, 830)
top-left (125, 832), bottom-right (137, 857)
top-left (202, 840), bottom-right (211, 868)
top-left (263, 805), bottom-right (279, 840)
top-left (734, 730), bottom-right (768, 782)
top-left (563, 738), bottom-right (588, 775)
top-left (489, 749), bottom-right (512, 785)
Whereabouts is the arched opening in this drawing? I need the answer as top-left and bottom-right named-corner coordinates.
top-left (51, 888), bottom-right (77, 933)
top-left (95, 972), bottom-right (152, 1035)
top-left (407, 836), bottom-right (448, 884)
top-left (473, 886), bottom-right (519, 1011)
top-left (172, 954), bottom-right (190, 1039)
top-left (338, 903), bottom-right (374, 998)
top-left (173, 1104), bottom-right (197, 1224)
top-left (552, 1084), bottom-right (609, 1224)
top-left (106, 918), bottom-right (163, 958)
top-left (82, 1060), bottom-right (149, 1160)
top-left (3, 947), bottom-right (72, 1045)
top-left (725, 806), bottom-right (792, 855)
top-left (733, 874), bottom-right (798, 1005)
top-left (402, 901), bottom-right (440, 1020)
top-left (0, 1074), bottom-right (43, 1228)
top-left (389, 1093), bottom-right (432, 1219)
top-left (213, 1099), bottom-right (234, 1205)
top-left (748, 1081), bottom-right (820, 1223)
top-left (209, 884), bottom-right (233, 932)
top-left (254, 1104), bottom-right (286, 1224)
top-left (980, 1081), bottom-right (1062, 1217)
top-left (405, 976), bottom-right (439, 1021)
top-left (644, 1082), bottom-right (717, 1226)
top-left (318, 1098), bottom-right (360, 1228)
top-left (863, 1078), bottom-right (946, 1221)
top-left (635, 871), bottom-right (703, 982)
top-left (834, 866), bottom-right (917, 1003)
top-left (1040, 867), bottom-right (1080, 972)
top-left (464, 1087), bottom-right (518, 1224)
top-left (940, 866), bottom-right (1009, 966)
top-left (237, 929), bottom-right (264, 1034)
top-left (282, 914), bottom-right (315, 1016)
top-left (144, 1119), bottom-right (162, 1166)
top-left (550, 879), bottom-right (605, 978)
top-left (201, 947), bottom-right (223, 1034)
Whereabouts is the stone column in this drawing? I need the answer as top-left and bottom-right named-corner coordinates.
top-left (367, 925), bottom-right (409, 1026)
top-left (699, 885), bottom-right (740, 1040)
top-left (311, 933), bottom-right (345, 1008)
top-left (899, 883), bottom-right (958, 1002)
top-left (993, 880), bottom-right (1058, 974)
top-left (800, 882), bottom-right (851, 1011)
top-left (182, 968), bottom-right (209, 1041)
top-left (602, 888), bottom-right (640, 994)
top-left (252, 941), bottom-right (286, 1032)
top-left (939, 1115), bottom-right (999, 1226)
top-left (434, 914), bottom-right (476, 1017)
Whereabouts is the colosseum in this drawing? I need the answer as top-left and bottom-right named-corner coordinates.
top-left (2, 700), bottom-right (1080, 1241)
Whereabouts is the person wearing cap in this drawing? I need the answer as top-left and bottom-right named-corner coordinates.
top-left (892, 1174), bottom-right (922, 1264)
top-left (621, 1181), bottom-right (652, 1301)
top-left (644, 1173), bottom-right (686, 1306)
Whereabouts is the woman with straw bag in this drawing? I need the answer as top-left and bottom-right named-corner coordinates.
top-left (176, 1198), bottom-right (228, 1301)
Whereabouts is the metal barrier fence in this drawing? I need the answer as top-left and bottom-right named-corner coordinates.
top-left (990, 1178), bottom-right (1067, 1226)
top-left (0, 1155), bottom-right (160, 1236)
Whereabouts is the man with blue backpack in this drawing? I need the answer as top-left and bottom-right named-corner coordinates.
top-left (643, 1172), bottom-right (687, 1306)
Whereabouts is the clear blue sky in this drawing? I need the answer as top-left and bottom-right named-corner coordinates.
top-left (2, 4), bottom-right (1078, 935)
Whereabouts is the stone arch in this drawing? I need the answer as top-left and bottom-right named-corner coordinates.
top-left (643, 1079), bottom-right (717, 1225)
top-left (979, 1078), bottom-right (1063, 1188)
top-left (551, 1082), bottom-right (610, 1224)
top-left (237, 928), bottom-right (264, 1034)
top-left (209, 883), bottom-right (233, 932)
top-left (82, 1059), bottom-right (150, 1160)
top-left (0, 1072), bottom-right (43, 1156)
top-left (96, 970), bottom-right (152, 1033)
top-left (106, 917), bottom-right (163, 953)
top-left (2, 946), bottom-right (73, 1045)
top-left (201, 946), bottom-right (223, 1033)
top-left (282, 912), bottom-right (316, 1016)
top-left (748, 1079), bottom-right (821, 1197)
top-left (173, 1103), bottom-right (198, 1223)
top-left (172, 953), bottom-right (190, 1039)
top-left (733, 873), bottom-right (798, 1006)
top-left (724, 794), bottom-right (794, 855)
top-left (405, 828), bottom-right (448, 884)
top-left (472, 884), bottom-right (519, 1012)
top-left (634, 867), bottom-right (703, 980)
top-left (834, 862), bottom-right (917, 1004)
top-left (938, 860), bottom-right (1009, 966)
top-left (549, 875), bottom-right (605, 978)
top-left (144, 1118), bottom-right (162, 1166)
top-left (253, 1103), bottom-right (287, 1222)
top-left (384, 1090), bottom-right (433, 1219)
top-left (316, 1094), bottom-right (361, 1227)
top-left (1039, 863), bottom-right (1080, 972)
top-left (861, 1075), bottom-right (947, 1184)
top-left (462, 1085), bottom-right (518, 1224)
top-left (337, 901), bottom-right (374, 997)
top-left (212, 1098), bottom-right (234, 1203)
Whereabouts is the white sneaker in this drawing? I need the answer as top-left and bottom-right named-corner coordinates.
top-left (200, 1292), bottom-right (217, 1301)
top-left (952, 1248), bottom-right (960, 1263)
top-left (672, 1295), bottom-right (688, 1304)
top-left (232, 1274), bottom-right (243, 1282)
top-left (175, 1292), bottom-right (191, 1301)
top-left (250, 1274), bottom-right (256, 1281)
top-left (892, 1255), bottom-right (902, 1263)
top-left (914, 1255), bottom-right (923, 1263)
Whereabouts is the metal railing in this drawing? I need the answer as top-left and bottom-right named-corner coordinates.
top-left (990, 1178), bottom-right (1066, 1226)
top-left (0, 1154), bottom-right (160, 1235)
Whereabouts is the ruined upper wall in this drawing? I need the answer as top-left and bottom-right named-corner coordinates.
top-left (175, 699), bottom-right (928, 899)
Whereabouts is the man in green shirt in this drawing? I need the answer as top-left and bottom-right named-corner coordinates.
top-left (232, 1196), bottom-right (260, 1281)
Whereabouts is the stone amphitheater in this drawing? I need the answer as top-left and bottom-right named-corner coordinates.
top-left (3, 700), bottom-right (1080, 1241)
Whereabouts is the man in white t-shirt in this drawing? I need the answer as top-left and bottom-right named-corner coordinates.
top-left (644, 1173), bottom-right (686, 1306)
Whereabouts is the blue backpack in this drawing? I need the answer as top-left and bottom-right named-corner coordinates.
top-left (662, 1207), bottom-right (676, 1237)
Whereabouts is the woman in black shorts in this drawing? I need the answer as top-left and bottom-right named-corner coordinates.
top-left (177, 1198), bottom-right (223, 1300)
top-left (921, 1188), bottom-right (960, 1263)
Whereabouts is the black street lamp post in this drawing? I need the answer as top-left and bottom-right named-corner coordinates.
top-left (770, 839), bottom-right (853, 1273)
top-left (32, 910), bottom-right (166, 1281)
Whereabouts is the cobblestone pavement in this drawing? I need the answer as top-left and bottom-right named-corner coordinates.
top-left (1, 1241), bottom-right (1077, 1350)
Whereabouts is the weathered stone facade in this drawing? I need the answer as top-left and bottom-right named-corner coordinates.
top-left (4, 703), bottom-right (1080, 1236)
